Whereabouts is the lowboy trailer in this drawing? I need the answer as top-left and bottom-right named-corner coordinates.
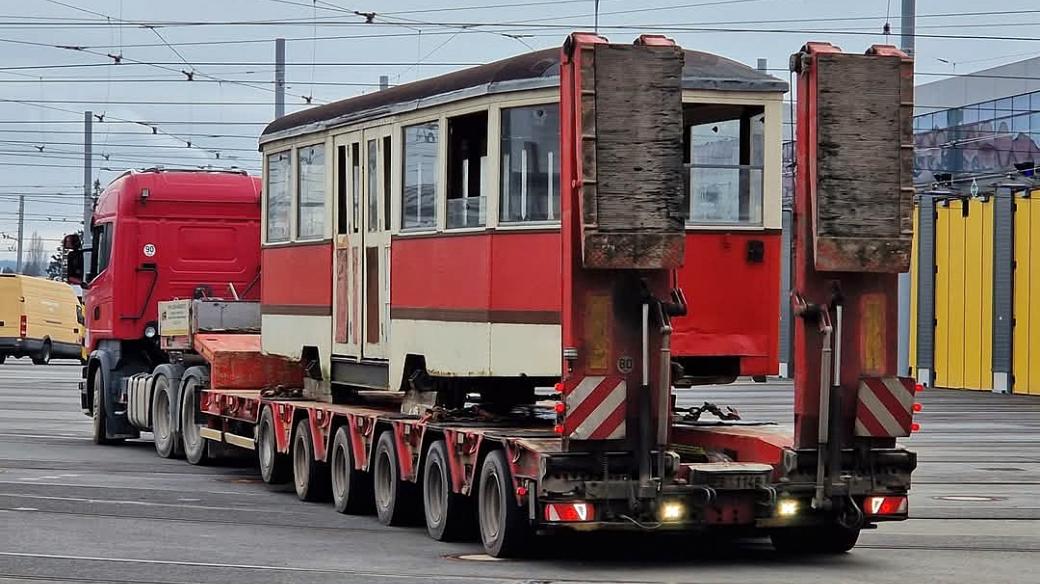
top-left (74, 34), bottom-right (921, 558)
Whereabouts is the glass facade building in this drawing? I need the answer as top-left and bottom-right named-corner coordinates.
top-left (914, 91), bottom-right (1040, 190)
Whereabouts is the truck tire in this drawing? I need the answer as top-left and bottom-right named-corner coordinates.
top-left (181, 368), bottom-right (210, 465)
top-left (31, 340), bottom-right (51, 365)
top-left (423, 440), bottom-right (473, 541)
top-left (292, 418), bottom-right (330, 502)
top-left (0, 353), bottom-right (6, 365)
top-left (91, 367), bottom-right (120, 445)
top-left (258, 406), bottom-right (291, 484)
top-left (372, 430), bottom-right (417, 526)
top-left (152, 374), bottom-right (182, 459)
top-left (330, 425), bottom-right (372, 514)
top-left (478, 449), bottom-right (530, 558)
top-left (770, 523), bottom-right (861, 554)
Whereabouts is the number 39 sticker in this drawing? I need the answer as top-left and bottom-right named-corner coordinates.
top-left (143, 243), bottom-right (156, 257)
top-left (617, 355), bottom-right (634, 374)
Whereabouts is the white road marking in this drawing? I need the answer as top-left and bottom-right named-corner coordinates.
top-left (0, 552), bottom-right (519, 582)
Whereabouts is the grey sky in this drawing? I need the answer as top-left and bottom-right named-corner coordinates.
top-left (1, 0), bottom-right (1036, 261)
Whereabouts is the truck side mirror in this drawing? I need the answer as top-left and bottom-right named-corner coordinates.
top-left (66, 249), bottom-right (85, 286)
top-left (62, 233), bottom-right (82, 251)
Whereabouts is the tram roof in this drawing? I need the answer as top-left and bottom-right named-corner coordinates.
top-left (261, 46), bottom-right (788, 145)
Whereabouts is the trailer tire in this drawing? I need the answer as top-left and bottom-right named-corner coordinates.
top-left (330, 425), bottom-right (372, 514)
top-left (423, 440), bottom-right (473, 541)
top-left (372, 430), bottom-right (417, 526)
top-left (91, 367), bottom-right (120, 445)
top-left (152, 374), bottom-right (182, 459)
top-left (478, 449), bottom-right (530, 558)
top-left (258, 406), bottom-right (291, 484)
top-left (181, 369), bottom-right (210, 466)
top-left (770, 523), bottom-right (860, 554)
top-left (292, 418), bottom-right (330, 502)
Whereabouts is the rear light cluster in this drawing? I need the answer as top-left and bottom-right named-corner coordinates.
top-left (544, 502), bottom-right (594, 522)
top-left (19, 315), bottom-right (27, 338)
top-left (911, 383), bottom-right (924, 433)
top-left (553, 382), bottom-right (565, 435)
top-left (863, 495), bottom-right (908, 516)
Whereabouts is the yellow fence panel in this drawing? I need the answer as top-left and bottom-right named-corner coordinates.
top-left (1015, 197), bottom-right (1040, 395)
top-left (980, 199), bottom-right (994, 390)
top-left (934, 202), bottom-right (951, 388)
top-left (932, 198), bottom-right (993, 391)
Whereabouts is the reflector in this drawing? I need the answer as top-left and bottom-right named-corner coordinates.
top-left (864, 495), bottom-right (908, 516)
top-left (544, 502), bottom-right (595, 522)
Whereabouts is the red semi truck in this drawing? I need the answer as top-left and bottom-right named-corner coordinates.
top-left (65, 168), bottom-right (262, 444)
top-left (67, 35), bottom-right (919, 558)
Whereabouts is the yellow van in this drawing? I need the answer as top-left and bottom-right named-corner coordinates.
top-left (0, 274), bottom-right (84, 365)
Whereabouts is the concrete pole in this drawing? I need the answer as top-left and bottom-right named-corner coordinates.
top-left (82, 111), bottom-right (92, 250)
top-left (900, 0), bottom-right (916, 57)
top-left (275, 38), bottom-right (286, 119)
top-left (379, 75), bottom-right (389, 91)
top-left (897, 0), bottom-right (915, 375)
top-left (15, 195), bottom-right (24, 273)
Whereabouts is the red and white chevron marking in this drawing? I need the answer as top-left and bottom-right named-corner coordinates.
top-left (564, 375), bottom-right (627, 440)
top-left (855, 377), bottom-right (916, 438)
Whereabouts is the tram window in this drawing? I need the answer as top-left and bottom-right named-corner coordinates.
top-left (351, 142), bottom-right (360, 233)
top-left (383, 136), bottom-right (392, 231)
top-left (265, 150), bottom-right (291, 243)
top-left (336, 145), bottom-right (347, 235)
top-left (447, 111), bottom-right (488, 229)
top-left (367, 139), bottom-right (379, 232)
top-left (297, 144), bottom-right (326, 240)
top-left (402, 121), bottom-right (438, 230)
top-left (500, 105), bottom-right (560, 223)
top-left (683, 103), bottom-right (765, 225)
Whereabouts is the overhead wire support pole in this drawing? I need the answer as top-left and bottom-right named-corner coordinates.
top-left (15, 194), bottom-right (24, 273)
top-left (897, 0), bottom-right (915, 376)
top-left (82, 111), bottom-right (92, 250)
top-left (275, 38), bottom-right (286, 119)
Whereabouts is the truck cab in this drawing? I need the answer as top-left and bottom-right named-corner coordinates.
top-left (66, 168), bottom-right (262, 442)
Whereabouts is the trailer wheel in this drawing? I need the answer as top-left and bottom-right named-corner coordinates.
top-left (478, 450), bottom-right (530, 558)
top-left (181, 369), bottom-right (210, 465)
top-left (91, 367), bottom-right (120, 445)
top-left (152, 374), bottom-right (182, 459)
top-left (292, 418), bottom-right (330, 502)
top-left (258, 406), bottom-right (291, 484)
top-left (770, 523), bottom-right (861, 554)
top-left (330, 425), bottom-right (372, 514)
top-left (372, 430), bottom-right (417, 526)
top-left (424, 440), bottom-right (473, 541)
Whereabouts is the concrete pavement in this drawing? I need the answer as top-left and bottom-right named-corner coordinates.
top-left (0, 360), bottom-right (1037, 583)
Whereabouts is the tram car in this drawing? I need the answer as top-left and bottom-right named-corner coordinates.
top-left (257, 40), bottom-right (785, 402)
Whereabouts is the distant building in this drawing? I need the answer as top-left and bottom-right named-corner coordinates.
top-left (914, 56), bottom-right (1040, 192)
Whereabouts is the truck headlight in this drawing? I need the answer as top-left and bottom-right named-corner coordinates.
top-left (659, 501), bottom-right (685, 522)
top-left (778, 498), bottom-right (799, 517)
top-left (144, 325), bottom-right (157, 338)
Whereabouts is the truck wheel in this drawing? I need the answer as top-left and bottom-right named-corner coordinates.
top-left (330, 425), bottom-right (372, 514)
top-left (292, 418), bottom-right (330, 502)
top-left (424, 440), bottom-right (473, 541)
top-left (91, 368), bottom-right (120, 445)
top-left (771, 523), bottom-right (861, 554)
top-left (478, 449), bottom-right (530, 558)
top-left (152, 374), bottom-right (182, 459)
top-left (181, 369), bottom-right (210, 465)
top-left (258, 406), bottom-right (291, 484)
top-left (372, 430), bottom-right (417, 526)
top-left (32, 340), bottom-right (51, 365)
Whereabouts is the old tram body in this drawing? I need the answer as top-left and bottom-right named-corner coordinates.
top-left (256, 44), bottom-right (785, 397)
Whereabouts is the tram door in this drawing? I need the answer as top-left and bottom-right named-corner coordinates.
top-left (332, 127), bottom-right (391, 361)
